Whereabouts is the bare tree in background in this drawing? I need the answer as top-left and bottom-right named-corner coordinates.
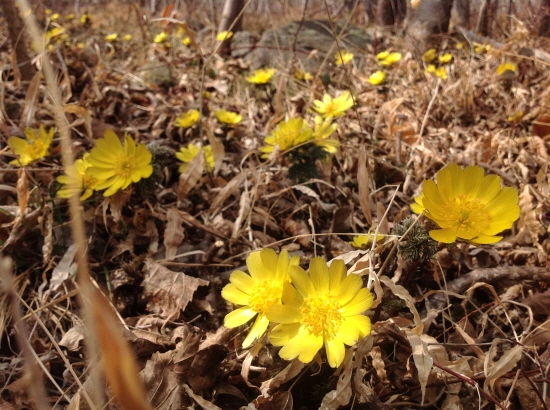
top-left (0, 0), bottom-right (36, 81)
top-left (377, 0), bottom-right (406, 26)
top-left (540, 0), bottom-right (550, 37)
top-left (405, 0), bottom-right (454, 52)
top-left (217, 0), bottom-right (244, 55)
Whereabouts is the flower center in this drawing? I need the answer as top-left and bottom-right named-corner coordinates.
top-left (300, 293), bottom-right (342, 339)
top-left (248, 280), bottom-right (282, 313)
top-left (113, 155), bottom-right (136, 179)
top-left (323, 102), bottom-right (338, 116)
top-left (25, 140), bottom-right (45, 158)
top-left (443, 195), bottom-right (491, 232)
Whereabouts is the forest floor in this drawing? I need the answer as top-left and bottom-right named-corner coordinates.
top-left (1, 2), bottom-right (550, 410)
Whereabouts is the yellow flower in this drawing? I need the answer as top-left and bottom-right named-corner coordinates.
top-left (8, 126), bottom-right (54, 166)
top-left (266, 256), bottom-right (373, 368)
top-left (222, 249), bottom-right (300, 348)
top-left (438, 53), bottom-right (453, 63)
top-left (260, 118), bottom-right (313, 158)
top-left (507, 111), bottom-right (523, 125)
top-left (50, 13), bottom-right (60, 21)
top-left (435, 67), bottom-right (448, 79)
top-left (293, 70), bottom-right (313, 81)
top-left (45, 27), bottom-right (64, 41)
top-left (123, 34), bottom-right (132, 41)
top-left (247, 68), bottom-right (275, 84)
top-left (45, 9), bottom-right (52, 15)
top-left (474, 42), bottom-right (491, 53)
top-left (334, 50), bottom-right (354, 65)
top-left (214, 109), bottom-right (242, 125)
top-left (85, 130), bottom-right (153, 197)
top-left (313, 116), bottom-right (338, 154)
top-left (421, 48), bottom-right (436, 62)
top-left (176, 144), bottom-right (215, 173)
top-left (182, 37), bottom-right (191, 45)
top-left (313, 91), bottom-right (354, 118)
top-left (216, 31), bottom-right (233, 41)
top-left (57, 154), bottom-right (100, 201)
top-left (349, 233), bottom-right (385, 249)
top-left (411, 164), bottom-right (520, 244)
top-left (154, 32), bottom-right (168, 43)
top-left (368, 70), bottom-right (386, 85)
top-left (80, 14), bottom-right (92, 24)
top-left (65, 13), bottom-right (75, 20)
top-left (105, 33), bottom-right (118, 42)
top-left (376, 51), bottom-right (390, 60)
top-left (426, 65), bottom-right (447, 79)
top-left (497, 62), bottom-right (517, 76)
top-left (175, 109), bottom-right (200, 128)
top-left (455, 42), bottom-right (465, 50)
top-left (379, 52), bottom-right (402, 66)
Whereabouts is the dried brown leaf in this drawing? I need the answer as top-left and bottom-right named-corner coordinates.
top-left (516, 185), bottom-right (544, 245)
top-left (20, 71), bottom-right (41, 126)
top-left (256, 391), bottom-right (293, 410)
top-left (177, 149), bottom-right (204, 202)
top-left (16, 168), bottom-right (29, 217)
top-left (141, 259), bottom-right (209, 318)
top-left (91, 287), bottom-right (152, 410)
top-left (210, 173), bottom-right (245, 212)
top-left (282, 218), bottom-right (311, 247)
top-left (319, 348), bottom-right (354, 410)
top-left (260, 359), bottom-right (304, 397)
top-left (183, 383), bottom-right (222, 410)
top-left (357, 145), bottom-right (373, 226)
top-left (483, 340), bottom-right (523, 392)
top-left (164, 208), bottom-right (185, 260)
top-left (405, 332), bottom-right (433, 405)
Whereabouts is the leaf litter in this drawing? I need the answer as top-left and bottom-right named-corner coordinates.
top-left (1, 2), bottom-right (550, 409)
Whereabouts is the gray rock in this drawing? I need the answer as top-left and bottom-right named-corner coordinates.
top-left (138, 61), bottom-right (175, 89)
top-left (231, 31), bottom-right (256, 59)
top-left (246, 20), bottom-right (372, 73)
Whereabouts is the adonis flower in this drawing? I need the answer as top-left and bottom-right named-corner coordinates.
top-left (421, 48), bottom-right (436, 63)
top-left (214, 109), bottom-right (242, 125)
top-left (8, 125), bottom-right (54, 166)
top-left (313, 91), bottom-right (354, 118)
top-left (57, 154), bottom-right (100, 201)
top-left (105, 33), bottom-right (118, 42)
top-left (368, 70), bottom-right (386, 85)
top-left (496, 62), bottom-right (517, 76)
top-left (222, 249), bottom-right (300, 348)
top-left (411, 164), bottom-right (520, 244)
top-left (312, 116), bottom-right (338, 154)
top-left (154, 31), bottom-right (168, 43)
top-left (216, 31), bottom-right (233, 41)
top-left (85, 130), bottom-right (153, 197)
top-left (247, 68), bottom-right (275, 84)
top-left (175, 110), bottom-right (200, 128)
top-left (176, 144), bottom-right (215, 172)
top-left (334, 50), bottom-right (354, 65)
top-left (378, 52), bottom-right (401, 66)
top-left (349, 233), bottom-right (385, 249)
top-left (266, 257), bottom-right (373, 368)
top-left (260, 118), bottom-right (313, 158)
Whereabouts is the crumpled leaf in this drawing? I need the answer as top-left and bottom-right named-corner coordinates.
top-left (141, 259), bottom-right (209, 318)
top-left (405, 331), bottom-right (433, 405)
top-left (484, 339), bottom-right (523, 392)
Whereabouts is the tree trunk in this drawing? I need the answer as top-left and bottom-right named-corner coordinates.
top-left (476, 0), bottom-right (497, 37)
top-left (377, 0), bottom-right (407, 26)
top-left (217, 0), bottom-right (244, 55)
top-left (539, 0), bottom-right (550, 37)
top-left (0, 0), bottom-right (36, 82)
top-left (405, 0), bottom-right (454, 53)
top-left (453, 0), bottom-right (470, 28)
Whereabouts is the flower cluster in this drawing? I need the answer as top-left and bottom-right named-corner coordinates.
top-left (247, 68), bottom-right (275, 84)
top-left (222, 249), bottom-right (373, 368)
top-left (422, 49), bottom-right (453, 80)
top-left (260, 116), bottom-right (338, 158)
top-left (377, 51), bottom-right (402, 67)
top-left (411, 164), bottom-right (520, 244)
